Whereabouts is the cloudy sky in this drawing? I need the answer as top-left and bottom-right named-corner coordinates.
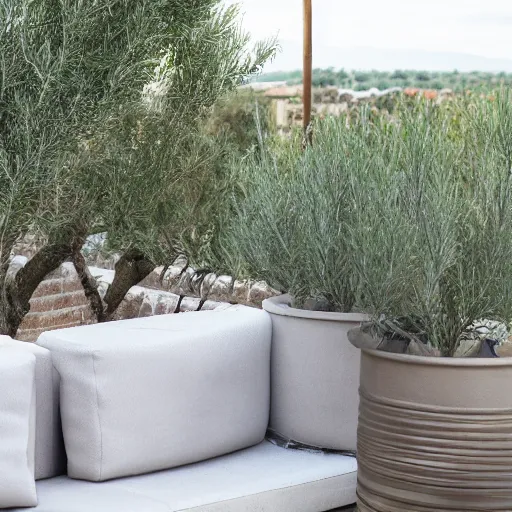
top-left (226, 0), bottom-right (512, 71)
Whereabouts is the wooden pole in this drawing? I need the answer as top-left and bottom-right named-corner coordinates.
top-left (303, 0), bottom-right (312, 146)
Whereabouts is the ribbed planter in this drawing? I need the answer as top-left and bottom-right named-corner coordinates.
top-left (262, 294), bottom-right (367, 451)
top-left (357, 349), bottom-right (512, 511)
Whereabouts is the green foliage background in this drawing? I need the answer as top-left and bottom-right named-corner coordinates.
top-left (256, 68), bottom-right (512, 91)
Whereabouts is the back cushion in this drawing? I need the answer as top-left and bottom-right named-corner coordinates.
top-left (0, 348), bottom-right (37, 508)
top-left (0, 337), bottom-right (65, 480)
top-left (38, 307), bottom-right (271, 481)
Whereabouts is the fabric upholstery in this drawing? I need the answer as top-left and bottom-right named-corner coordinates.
top-left (0, 348), bottom-right (37, 508)
top-left (12, 441), bottom-right (357, 512)
top-left (12, 478), bottom-right (169, 512)
top-left (0, 336), bottom-right (65, 480)
top-left (38, 308), bottom-right (272, 481)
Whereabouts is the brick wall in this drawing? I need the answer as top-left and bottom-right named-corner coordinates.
top-left (17, 264), bottom-right (95, 341)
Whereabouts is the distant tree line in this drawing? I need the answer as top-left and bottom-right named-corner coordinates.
top-left (256, 68), bottom-right (512, 91)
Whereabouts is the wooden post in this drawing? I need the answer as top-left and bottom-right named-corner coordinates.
top-left (303, 0), bottom-right (313, 146)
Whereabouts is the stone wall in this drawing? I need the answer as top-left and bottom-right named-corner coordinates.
top-left (138, 260), bottom-right (278, 308)
top-left (14, 259), bottom-right (277, 342)
top-left (13, 236), bottom-right (279, 310)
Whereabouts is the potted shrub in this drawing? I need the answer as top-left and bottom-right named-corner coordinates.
top-left (347, 93), bottom-right (512, 511)
top-left (208, 120), bottom-right (378, 452)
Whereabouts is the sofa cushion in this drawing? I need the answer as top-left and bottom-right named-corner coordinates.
top-left (0, 337), bottom-right (65, 480)
top-left (13, 478), bottom-right (170, 512)
top-left (38, 307), bottom-right (272, 481)
top-left (15, 441), bottom-right (357, 512)
top-left (0, 348), bottom-right (37, 508)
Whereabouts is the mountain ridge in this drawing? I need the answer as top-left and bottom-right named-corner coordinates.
top-left (264, 41), bottom-right (512, 73)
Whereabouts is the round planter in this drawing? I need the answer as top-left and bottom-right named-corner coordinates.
top-left (262, 294), bottom-right (367, 451)
top-left (357, 349), bottom-right (512, 511)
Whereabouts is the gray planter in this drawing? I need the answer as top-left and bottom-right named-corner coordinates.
top-left (263, 294), bottom-right (367, 451)
top-left (357, 349), bottom-right (512, 511)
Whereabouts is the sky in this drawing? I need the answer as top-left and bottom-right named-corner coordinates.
top-left (226, 0), bottom-right (512, 72)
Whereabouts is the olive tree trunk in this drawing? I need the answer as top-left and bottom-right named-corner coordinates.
top-left (0, 239), bottom-right (84, 337)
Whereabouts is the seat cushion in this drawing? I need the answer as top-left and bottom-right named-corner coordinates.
top-left (14, 478), bottom-right (170, 512)
top-left (38, 308), bottom-right (272, 481)
top-left (17, 442), bottom-right (357, 512)
top-left (0, 337), bottom-right (65, 480)
top-left (0, 348), bottom-right (37, 508)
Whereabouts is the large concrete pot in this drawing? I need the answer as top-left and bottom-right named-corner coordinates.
top-left (262, 294), bottom-right (366, 451)
top-left (357, 349), bottom-right (512, 511)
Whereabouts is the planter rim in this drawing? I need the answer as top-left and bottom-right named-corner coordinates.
top-left (362, 348), bottom-right (512, 366)
top-left (262, 294), bottom-right (368, 323)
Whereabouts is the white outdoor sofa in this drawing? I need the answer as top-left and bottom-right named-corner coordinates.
top-left (1, 307), bottom-right (357, 511)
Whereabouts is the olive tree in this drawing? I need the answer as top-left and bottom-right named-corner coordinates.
top-left (0, 0), bottom-right (275, 334)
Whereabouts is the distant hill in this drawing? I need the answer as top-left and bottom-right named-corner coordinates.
top-left (263, 41), bottom-right (512, 74)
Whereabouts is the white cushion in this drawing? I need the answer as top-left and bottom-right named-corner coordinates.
top-left (13, 478), bottom-right (169, 512)
top-left (17, 441), bottom-right (357, 512)
top-left (0, 348), bottom-right (37, 508)
top-left (0, 337), bottom-right (65, 480)
top-left (38, 308), bottom-right (272, 481)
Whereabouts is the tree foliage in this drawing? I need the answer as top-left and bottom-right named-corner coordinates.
top-left (205, 89), bottom-right (273, 154)
top-left (0, 0), bottom-right (276, 334)
top-left (257, 68), bottom-right (512, 91)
